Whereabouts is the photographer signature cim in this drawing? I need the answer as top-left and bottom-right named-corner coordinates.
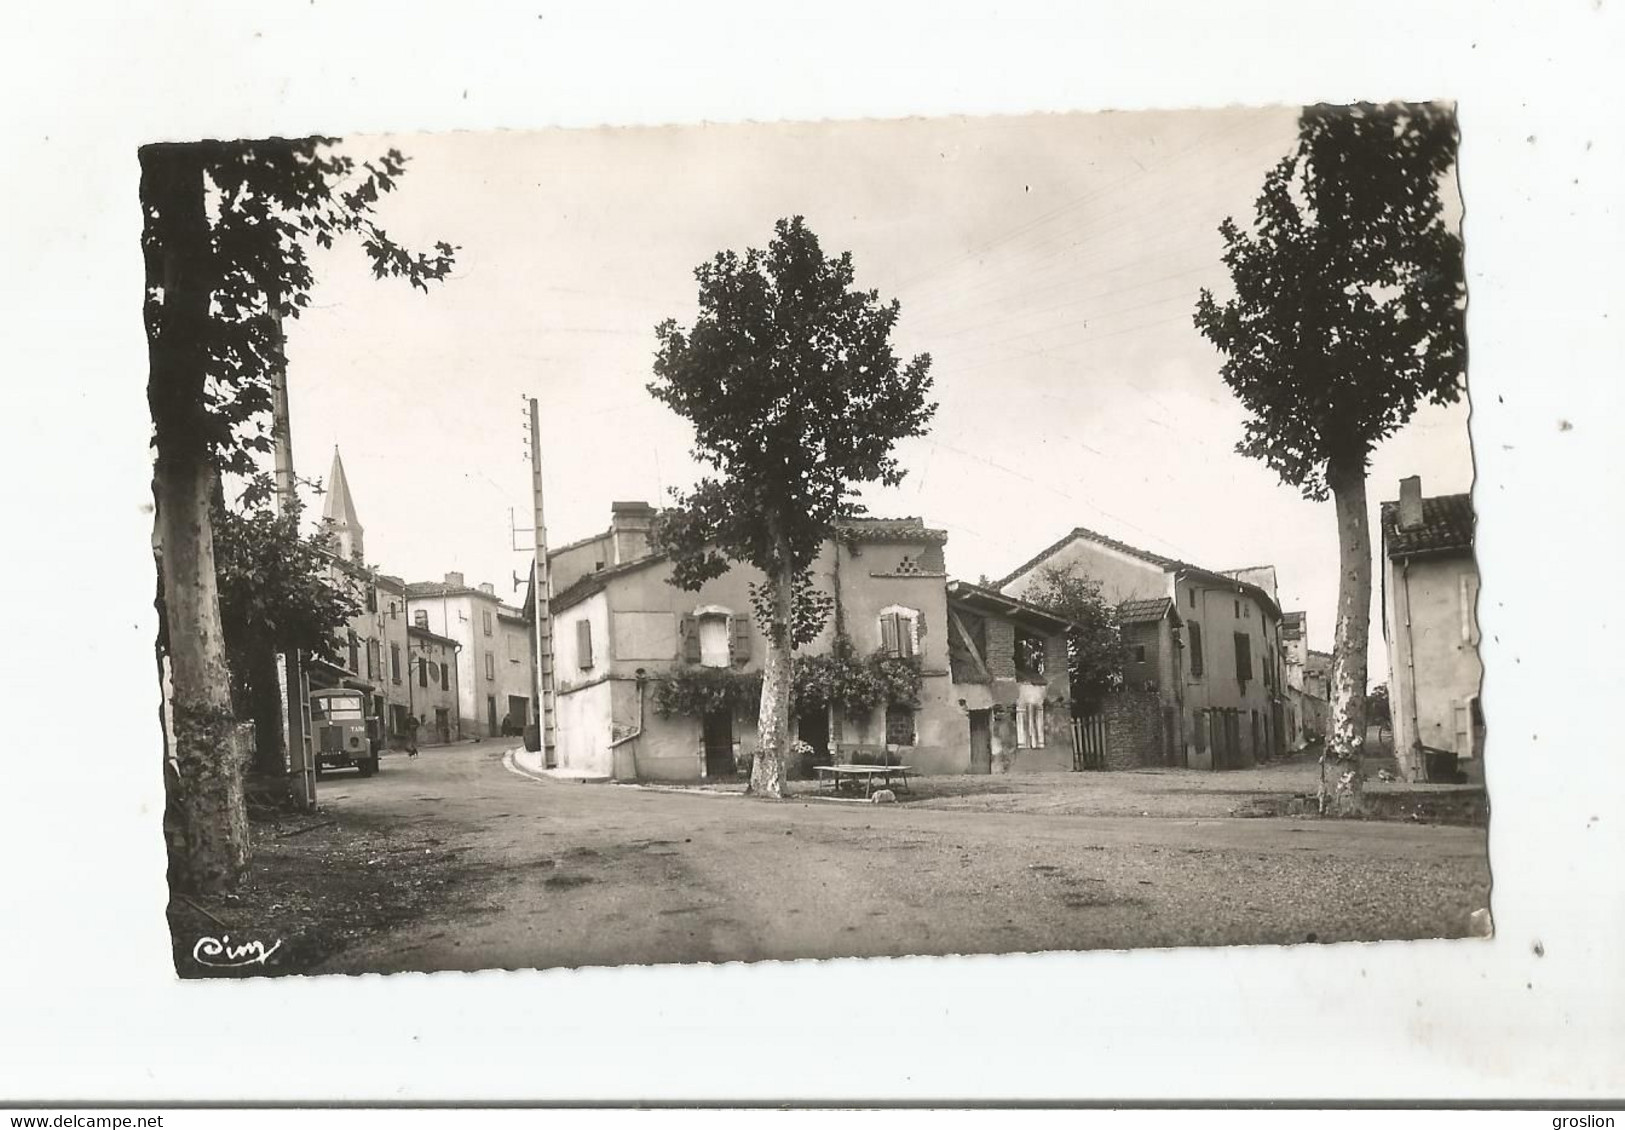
top-left (192, 935), bottom-right (282, 968)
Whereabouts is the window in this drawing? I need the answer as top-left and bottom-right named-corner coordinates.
top-left (1459, 573), bottom-right (1480, 643)
top-left (390, 643), bottom-right (401, 684)
top-left (698, 614), bottom-right (730, 667)
top-left (1234, 631), bottom-right (1253, 684)
top-left (1188, 622), bottom-right (1204, 677)
top-left (419, 658), bottom-right (428, 688)
top-left (483, 609), bottom-right (493, 636)
top-left (347, 631), bottom-right (360, 673)
top-left (1015, 628), bottom-right (1046, 677)
top-left (1234, 599), bottom-right (1241, 618)
top-left (1188, 589), bottom-right (1196, 608)
top-left (366, 638), bottom-right (379, 679)
top-left (388, 601), bottom-right (398, 619)
top-left (440, 661), bottom-right (449, 688)
top-left (485, 651), bottom-right (495, 681)
top-left (885, 703), bottom-right (915, 746)
top-left (1243, 603), bottom-right (1251, 619)
top-left (879, 608), bottom-right (919, 658)
top-left (1016, 703), bottom-right (1046, 749)
top-left (366, 587), bottom-right (377, 613)
top-left (414, 609), bottom-right (429, 629)
top-left (1132, 644), bottom-right (1146, 664)
top-left (576, 619), bottom-right (594, 669)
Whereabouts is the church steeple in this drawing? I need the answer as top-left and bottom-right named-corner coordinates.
top-left (322, 445), bottom-right (364, 562)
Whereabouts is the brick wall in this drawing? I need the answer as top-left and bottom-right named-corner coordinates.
top-left (983, 617), bottom-right (1016, 679)
top-left (1099, 690), bottom-right (1165, 771)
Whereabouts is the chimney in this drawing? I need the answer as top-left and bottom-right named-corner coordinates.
top-left (444, 571), bottom-right (465, 588)
top-left (478, 582), bottom-right (496, 596)
top-left (1398, 476), bottom-right (1425, 531)
top-left (610, 501), bottom-right (657, 565)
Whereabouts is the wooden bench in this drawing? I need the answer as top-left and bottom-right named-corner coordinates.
top-left (814, 763), bottom-right (913, 798)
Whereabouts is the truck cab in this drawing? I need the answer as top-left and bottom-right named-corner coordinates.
top-left (309, 687), bottom-right (381, 777)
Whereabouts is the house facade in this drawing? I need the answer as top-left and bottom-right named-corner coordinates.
top-left (998, 526), bottom-right (1286, 769)
top-left (406, 623), bottom-right (461, 745)
top-left (544, 506), bottom-right (1071, 782)
top-left (406, 573), bottom-right (534, 739)
top-left (306, 449), bottom-right (416, 745)
top-left (1380, 476), bottom-right (1482, 780)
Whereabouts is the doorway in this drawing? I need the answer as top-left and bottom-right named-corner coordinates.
top-left (968, 709), bottom-right (992, 774)
top-left (486, 695), bottom-right (498, 736)
top-left (703, 708), bottom-right (735, 777)
top-left (435, 708), bottom-right (450, 744)
top-left (796, 706), bottom-right (830, 770)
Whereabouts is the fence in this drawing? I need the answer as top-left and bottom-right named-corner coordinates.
top-left (1071, 715), bottom-right (1106, 771)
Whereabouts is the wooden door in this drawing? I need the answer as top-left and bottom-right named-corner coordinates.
top-left (968, 709), bottom-right (993, 774)
top-left (796, 707), bottom-right (830, 767)
top-left (703, 708), bottom-right (735, 777)
top-left (486, 696), bottom-right (498, 736)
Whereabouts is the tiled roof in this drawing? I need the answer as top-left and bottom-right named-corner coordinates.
top-left (836, 516), bottom-right (949, 545)
top-left (1118, 597), bottom-right (1174, 624)
top-left (946, 580), bottom-right (1075, 632)
top-left (996, 526), bottom-right (1282, 620)
top-left (1381, 493), bottom-right (1476, 558)
top-left (405, 580), bottom-right (502, 600)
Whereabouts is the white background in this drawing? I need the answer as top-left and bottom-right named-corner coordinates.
top-left (1, 0), bottom-right (1621, 1105)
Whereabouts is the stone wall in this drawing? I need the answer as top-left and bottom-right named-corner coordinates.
top-left (1099, 690), bottom-right (1165, 771)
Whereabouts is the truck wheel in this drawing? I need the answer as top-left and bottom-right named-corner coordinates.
top-left (358, 757), bottom-right (378, 778)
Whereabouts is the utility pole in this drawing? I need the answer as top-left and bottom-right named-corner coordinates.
top-left (270, 303), bottom-right (316, 811)
top-left (526, 397), bottom-right (559, 766)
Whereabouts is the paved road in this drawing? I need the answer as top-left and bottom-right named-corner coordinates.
top-left (313, 741), bottom-right (1492, 974)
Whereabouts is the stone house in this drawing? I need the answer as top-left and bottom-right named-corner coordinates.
top-left (997, 526), bottom-right (1286, 770)
top-left (541, 505), bottom-right (1071, 781)
top-left (406, 572), bottom-right (535, 739)
top-left (405, 622), bottom-right (461, 745)
top-left (1380, 476), bottom-right (1483, 780)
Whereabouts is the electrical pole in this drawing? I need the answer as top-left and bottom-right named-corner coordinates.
top-left (270, 302), bottom-right (316, 811)
top-left (526, 397), bottom-right (559, 766)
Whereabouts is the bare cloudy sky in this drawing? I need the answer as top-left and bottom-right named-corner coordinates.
top-left (279, 107), bottom-right (1472, 666)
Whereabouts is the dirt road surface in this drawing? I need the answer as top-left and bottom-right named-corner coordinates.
top-left (304, 742), bottom-right (1491, 975)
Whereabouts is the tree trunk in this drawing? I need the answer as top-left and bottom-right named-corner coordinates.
top-left (143, 143), bottom-right (252, 892)
top-left (1321, 459), bottom-right (1371, 817)
top-left (751, 549), bottom-right (794, 799)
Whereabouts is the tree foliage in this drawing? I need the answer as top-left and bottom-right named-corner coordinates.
top-left (143, 138), bottom-right (457, 474)
top-left (1020, 564), bottom-right (1125, 713)
top-left (648, 216), bottom-right (936, 602)
top-left (212, 473), bottom-right (361, 686)
top-left (1192, 103), bottom-right (1466, 496)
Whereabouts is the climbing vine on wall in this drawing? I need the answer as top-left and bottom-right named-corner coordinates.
top-left (650, 638), bottom-right (922, 718)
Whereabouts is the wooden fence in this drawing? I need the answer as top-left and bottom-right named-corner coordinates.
top-left (1071, 716), bottom-right (1106, 771)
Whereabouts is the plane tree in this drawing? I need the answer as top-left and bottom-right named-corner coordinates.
top-left (1193, 103), bottom-right (1465, 814)
top-left (649, 217), bottom-right (936, 798)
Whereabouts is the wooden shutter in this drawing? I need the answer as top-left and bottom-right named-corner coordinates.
top-left (899, 615), bottom-right (916, 657)
top-left (1016, 704), bottom-right (1029, 749)
top-left (1234, 632), bottom-right (1252, 682)
top-left (881, 613), bottom-right (900, 656)
top-left (731, 615), bottom-right (751, 663)
top-left (680, 616), bottom-right (701, 663)
top-left (577, 619), bottom-right (593, 669)
top-left (1189, 622), bottom-right (1204, 676)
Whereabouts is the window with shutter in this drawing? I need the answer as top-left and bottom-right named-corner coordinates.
top-left (419, 659), bottom-right (428, 688)
top-left (1189, 622), bottom-right (1204, 677)
top-left (1234, 632), bottom-right (1252, 683)
top-left (440, 661), bottom-right (449, 688)
top-left (577, 619), bottom-right (594, 669)
top-left (1016, 705), bottom-right (1029, 748)
top-left (880, 613), bottom-right (899, 656)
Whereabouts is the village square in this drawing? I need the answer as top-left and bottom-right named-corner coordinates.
top-left (145, 105), bottom-right (1488, 976)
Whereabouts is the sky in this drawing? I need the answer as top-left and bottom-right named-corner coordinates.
top-left (278, 107), bottom-right (1473, 673)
